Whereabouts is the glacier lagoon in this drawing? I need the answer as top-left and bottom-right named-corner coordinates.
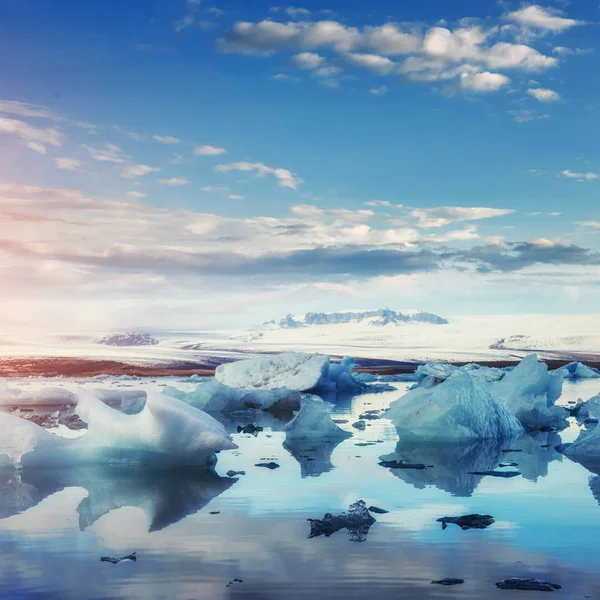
top-left (1, 378), bottom-right (600, 599)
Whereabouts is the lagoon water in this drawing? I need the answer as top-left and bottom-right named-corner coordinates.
top-left (1, 378), bottom-right (600, 599)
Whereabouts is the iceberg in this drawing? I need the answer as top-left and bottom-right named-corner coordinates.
top-left (488, 355), bottom-right (567, 430)
top-left (414, 363), bottom-right (506, 387)
top-left (215, 353), bottom-right (376, 394)
top-left (0, 381), bottom-right (77, 407)
top-left (163, 379), bottom-right (301, 414)
top-left (0, 390), bottom-right (237, 468)
top-left (385, 372), bottom-right (523, 442)
top-left (554, 361), bottom-right (600, 380)
top-left (284, 395), bottom-right (351, 441)
top-left (562, 423), bottom-right (600, 460)
top-left (575, 393), bottom-right (600, 424)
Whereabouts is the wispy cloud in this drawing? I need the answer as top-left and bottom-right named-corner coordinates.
top-left (121, 164), bottom-right (159, 178)
top-left (153, 135), bottom-right (181, 144)
top-left (157, 177), bottom-right (190, 186)
top-left (562, 169), bottom-right (598, 181)
top-left (0, 116), bottom-right (61, 154)
top-left (193, 145), bottom-right (226, 156)
top-left (214, 161), bottom-right (302, 189)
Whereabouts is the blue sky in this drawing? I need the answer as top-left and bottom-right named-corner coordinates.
top-left (0, 0), bottom-right (599, 331)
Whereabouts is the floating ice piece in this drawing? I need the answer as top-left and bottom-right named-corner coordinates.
top-left (562, 418), bottom-right (600, 459)
top-left (307, 500), bottom-right (376, 542)
top-left (285, 395), bottom-right (351, 442)
top-left (163, 379), bottom-right (301, 414)
top-left (0, 391), bottom-right (237, 468)
top-left (215, 353), bottom-right (374, 394)
top-left (488, 355), bottom-right (567, 431)
top-left (414, 363), bottom-right (506, 387)
top-left (100, 552), bottom-right (137, 564)
top-left (385, 373), bottom-right (523, 442)
top-left (575, 393), bottom-right (600, 424)
top-left (554, 361), bottom-right (600, 379)
top-left (437, 514), bottom-right (494, 530)
top-left (0, 382), bottom-right (77, 407)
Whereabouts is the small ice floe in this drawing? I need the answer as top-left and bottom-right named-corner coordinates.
top-left (431, 578), bottom-right (465, 586)
top-left (237, 424), bottom-right (263, 435)
top-left (385, 372), bottom-right (523, 442)
top-left (437, 514), bottom-right (495, 530)
top-left (572, 393), bottom-right (600, 425)
top-left (100, 552), bottom-right (137, 564)
top-left (495, 577), bottom-right (561, 591)
top-left (307, 500), bottom-right (376, 542)
top-left (553, 361), bottom-right (600, 380)
top-left (284, 395), bottom-right (351, 442)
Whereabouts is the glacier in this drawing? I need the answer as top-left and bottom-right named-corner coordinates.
top-left (0, 390), bottom-right (237, 468)
top-left (284, 395), bottom-right (352, 441)
top-left (215, 353), bottom-right (379, 394)
top-left (385, 372), bottom-right (524, 442)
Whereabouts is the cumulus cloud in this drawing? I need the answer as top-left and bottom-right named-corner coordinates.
top-left (157, 177), bottom-right (190, 186)
top-left (562, 169), bottom-right (598, 181)
top-left (363, 24), bottom-right (421, 56)
top-left (193, 145), bottom-right (226, 155)
top-left (290, 51), bottom-right (324, 69)
top-left (153, 135), bottom-right (181, 144)
top-left (369, 85), bottom-right (388, 95)
top-left (0, 117), bottom-right (61, 153)
top-left (411, 206), bottom-right (515, 228)
top-left (527, 87), bottom-right (560, 101)
top-left (83, 143), bottom-right (125, 163)
top-left (55, 158), bottom-right (82, 171)
top-left (121, 164), bottom-right (159, 178)
top-left (126, 191), bottom-right (147, 198)
top-left (214, 161), bottom-right (302, 189)
top-left (460, 71), bottom-right (510, 92)
top-left (344, 52), bottom-right (395, 74)
top-left (229, 194), bottom-right (245, 200)
top-left (505, 5), bottom-right (585, 32)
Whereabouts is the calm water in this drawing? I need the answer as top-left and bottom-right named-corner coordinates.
top-left (1, 379), bottom-right (600, 599)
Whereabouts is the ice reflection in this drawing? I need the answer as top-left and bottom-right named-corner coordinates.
top-left (0, 467), bottom-right (235, 532)
top-left (284, 438), bottom-right (344, 478)
top-left (380, 431), bottom-right (563, 497)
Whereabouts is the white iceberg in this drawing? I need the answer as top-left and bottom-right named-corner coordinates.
top-left (563, 423), bottom-right (600, 460)
top-left (163, 379), bottom-right (301, 414)
top-left (0, 390), bottom-right (237, 468)
top-left (385, 372), bottom-right (523, 442)
top-left (215, 353), bottom-right (372, 394)
top-left (414, 363), bottom-right (506, 387)
top-left (0, 380), bottom-right (77, 407)
top-left (488, 355), bottom-right (567, 430)
top-left (285, 395), bottom-right (352, 441)
top-left (574, 393), bottom-right (600, 423)
top-left (554, 362), bottom-right (600, 380)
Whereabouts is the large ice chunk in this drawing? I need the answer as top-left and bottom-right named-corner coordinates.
top-left (0, 391), bottom-right (237, 468)
top-left (285, 395), bottom-right (351, 441)
top-left (575, 393), bottom-right (600, 423)
top-left (0, 380), bottom-right (77, 407)
top-left (554, 361), bottom-right (600, 380)
top-left (385, 372), bottom-right (523, 442)
top-left (488, 355), bottom-right (567, 430)
top-left (163, 379), bottom-right (301, 414)
top-left (414, 363), bottom-right (506, 388)
top-left (215, 353), bottom-right (371, 394)
top-left (562, 425), bottom-right (600, 459)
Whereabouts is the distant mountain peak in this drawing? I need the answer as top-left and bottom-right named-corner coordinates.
top-left (276, 309), bottom-right (448, 328)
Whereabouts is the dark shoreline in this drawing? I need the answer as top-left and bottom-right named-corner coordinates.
top-left (1, 355), bottom-right (599, 378)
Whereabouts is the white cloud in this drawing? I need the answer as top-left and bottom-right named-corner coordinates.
top-left (0, 100), bottom-right (59, 120)
top-left (509, 109), bottom-right (549, 123)
top-left (194, 145), bottom-right (226, 156)
top-left (369, 85), bottom-right (389, 95)
top-left (55, 158), bottom-right (82, 171)
top-left (483, 43), bottom-right (557, 71)
top-left (411, 206), bottom-right (515, 228)
top-left (121, 164), bottom-right (159, 178)
top-left (344, 52), bottom-right (395, 74)
top-left (214, 161), bottom-right (302, 189)
top-left (271, 73), bottom-right (300, 81)
top-left (152, 135), bottom-right (181, 144)
top-left (562, 169), bottom-right (598, 181)
top-left (460, 71), bottom-right (510, 92)
top-left (269, 6), bottom-right (336, 19)
top-left (201, 186), bottom-right (230, 192)
top-left (0, 117), bottom-right (61, 153)
top-left (290, 52), bottom-right (324, 69)
top-left (83, 143), bottom-right (125, 163)
top-left (229, 194), bottom-right (245, 200)
top-left (363, 24), bottom-right (421, 56)
top-left (312, 65), bottom-right (342, 78)
top-left (576, 221), bottom-right (600, 228)
top-left (157, 177), bottom-right (190, 186)
top-left (365, 200), bottom-right (403, 208)
top-left (506, 5), bottom-right (584, 32)
top-left (552, 46), bottom-right (593, 56)
top-left (527, 87), bottom-right (560, 102)
top-left (126, 191), bottom-right (147, 198)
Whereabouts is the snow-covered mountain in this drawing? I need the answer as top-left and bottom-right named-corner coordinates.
top-left (272, 309), bottom-right (448, 329)
top-left (95, 332), bottom-right (159, 347)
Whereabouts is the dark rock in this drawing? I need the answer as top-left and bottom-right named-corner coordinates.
top-left (379, 460), bottom-right (428, 470)
top-left (333, 419), bottom-right (349, 424)
top-left (209, 511), bottom-right (220, 515)
top-left (308, 500), bottom-right (376, 542)
top-left (495, 577), bottom-right (561, 591)
top-left (469, 470), bottom-right (521, 478)
top-left (355, 442), bottom-right (376, 447)
top-left (368, 506), bottom-right (389, 514)
top-left (226, 470), bottom-right (246, 477)
top-left (352, 420), bottom-right (366, 430)
top-left (437, 514), bottom-right (494, 530)
top-left (100, 552), bottom-right (137, 564)
top-left (255, 462), bottom-right (280, 469)
top-left (237, 424), bottom-right (263, 435)
top-left (502, 449), bottom-right (523, 453)
top-left (358, 412), bottom-right (381, 420)
top-left (431, 578), bottom-right (465, 586)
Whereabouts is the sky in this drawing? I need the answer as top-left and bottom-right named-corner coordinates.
top-left (0, 0), bottom-right (599, 332)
